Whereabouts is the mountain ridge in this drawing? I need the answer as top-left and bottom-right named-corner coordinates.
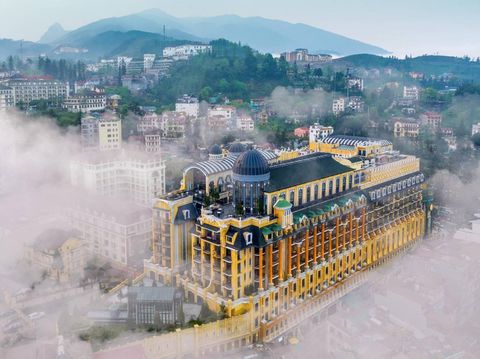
top-left (43, 9), bottom-right (388, 56)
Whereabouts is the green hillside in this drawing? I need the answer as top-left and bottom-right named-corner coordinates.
top-left (334, 54), bottom-right (480, 80)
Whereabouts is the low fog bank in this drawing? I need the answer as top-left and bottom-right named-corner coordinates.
top-left (0, 114), bottom-right (83, 280)
top-left (286, 166), bottom-right (480, 358)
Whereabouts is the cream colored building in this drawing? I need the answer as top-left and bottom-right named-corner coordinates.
top-left (98, 117), bottom-right (122, 151)
top-left (24, 229), bottom-right (86, 283)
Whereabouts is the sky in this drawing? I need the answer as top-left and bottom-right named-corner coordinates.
top-left (0, 0), bottom-right (479, 57)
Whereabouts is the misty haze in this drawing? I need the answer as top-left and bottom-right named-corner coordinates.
top-left (1, 1), bottom-right (480, 359)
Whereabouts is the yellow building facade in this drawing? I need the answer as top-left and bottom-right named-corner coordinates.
top-left (145, 134), bottom-right (431, 343)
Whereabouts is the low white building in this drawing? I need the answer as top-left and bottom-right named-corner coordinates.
top-left (70, 153), bottom-right (166, 206)
top-left (309, 124), bottom-right (334, 143)
top-left (6, 79), bottom-right (69, 105)
top-left (63, 95), bottom-right (107, 113)
top-left (175, 95), bottom-right (199, 118)
top-left (208, 105), bottom-right (236, 120)
top-left (162, 44), bottom-right (211, 60)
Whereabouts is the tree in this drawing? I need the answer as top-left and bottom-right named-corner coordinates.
top-left (235, 201), bottom-right (245, 216)
top-left (472, 133), bottom-right (480, 147)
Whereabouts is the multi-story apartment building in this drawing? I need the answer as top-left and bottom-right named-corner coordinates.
top-left (68, 197), bottom-right (152, 268)
top-left (162, 45), bottom-right (212, 60)
top-left (309, 124), bottom-right (334, 144)
top-left (24, 229), bottom-right (86, 283)
top-left (98, 117), bottom-right (122, 151)
top-left (137, 113), bottom-right (161, 133)
top-left (144, 131), bottom-right (162, 153)
top-left (332, 98), bottom-right (345, 115)
top-left (420, 111), bottom-right (442, 130)
top-left (175, 95), bottom-right (200, 118)
top-left (208, 105), bottom-right (236, 120)
top-left (160, 111), bottom-right (189, 139)
top-left (281, 49), bottom-right (332, 63)
top-left (236, 116), bottom-right (255, 132)
top-left (70, 153), bottom-right (166, 206)
top-left (346, 77), bottom-right (364, 91)
top-left (143, 54), bottom-right (156, 72)
top-left (143, 129), bottom-right (431, 340)
top-left (63, 94), bottom-right (107, 113)
top-left (403, 86), bottom-right (420, 101)
top-left (393, 117), bottom-right (421, 138)
top-left (80, 116), bottom-right (99, 151)
top-left (0, 85), bottom-right (14, 110)
top-left (6, 78), bottom-right (69, 105)
top-left (347, 96), bottom-right (365, 113)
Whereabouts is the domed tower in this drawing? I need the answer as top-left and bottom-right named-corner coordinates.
top-left (232, 149), bottom-right (270, 214)
top-left (208, 144), bottom-right (223, 160)
top-left (228, 142), bottom-right (246, 157)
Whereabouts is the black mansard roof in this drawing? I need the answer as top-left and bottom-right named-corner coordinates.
top-left (265, 153), bottom-right (354, 192)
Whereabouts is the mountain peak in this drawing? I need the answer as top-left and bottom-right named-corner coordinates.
top-left (38, 23), bottom-right (68, 44)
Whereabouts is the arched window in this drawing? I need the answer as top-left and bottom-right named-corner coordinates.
top-left (349, 174), bottom-right (353, 189)
top-left (335, 178), bottom-right (340, 193)
top-left (342, 177), bottom-right (347, 192)
top-left (360, 173), bottom-right (366, 183)
top-left (217, 177), bottom-right (224, 193)
top-left (314, 184), bottom-right (319, 200)
top-left (328, 180), bottom-right (333, 196)
top-left (289, 190), bottom-right (295, 204)
top-left (354, 173), bottom-right (360, 184)
top-left (272, 196), bottom-right (277, 207)
top-left (322, 182), bottom-right (326, 198)
top-left (298, 188), bottom-right (303, 206)
top-left (306, 186), bottom-right (311, 203)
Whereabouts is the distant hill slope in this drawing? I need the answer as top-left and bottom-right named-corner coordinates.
top-left (38, 23), bottom-right (68, 44)
top-left (46, 9), bottom-right (387, 56)
top-left (0, 39), bottom-right (50, 59)
top-left (78, 30), bottom-right (197, 58)
top-left (51, 13), bottom-right (204, 47)
top-left (333, 54), bottom-right (480, 80)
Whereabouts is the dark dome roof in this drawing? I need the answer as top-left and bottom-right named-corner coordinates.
top-left (229, 142), bottom-right (245, 154)
top-left (209, 144), bottom-right (222, 155)
top-left (233, 150), bottom-right (270, 176)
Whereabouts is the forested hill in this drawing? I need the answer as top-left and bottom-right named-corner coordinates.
top-left (334, 54), bottom-right (480, 80)
top-left (144, 39), bottom-right (290, 106)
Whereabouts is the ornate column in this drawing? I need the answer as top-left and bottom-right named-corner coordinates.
top-left (362, 208), bottom-right (366, 242)
top-left (349, 213), bottom-right (353, 247)
top-left (296, 243), bottom-right (301, 274)
top-left (335, 218), bottom-right (340, 254)
top-left (287, 236), bottom-right (292, 278)
top-left (258, 247), bottom-right (264, 291)
top-left (278, 240), bottom-right (283, 281)
top-left (321, 223), bottom-right (325, 260)
top-left (305, 229), bottom-right (309, 268)
top-left (268, 244), bottom-right (273, 286)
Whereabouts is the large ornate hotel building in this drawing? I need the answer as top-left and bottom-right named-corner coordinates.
top-left (144, 126), bottom-right (432, 341)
